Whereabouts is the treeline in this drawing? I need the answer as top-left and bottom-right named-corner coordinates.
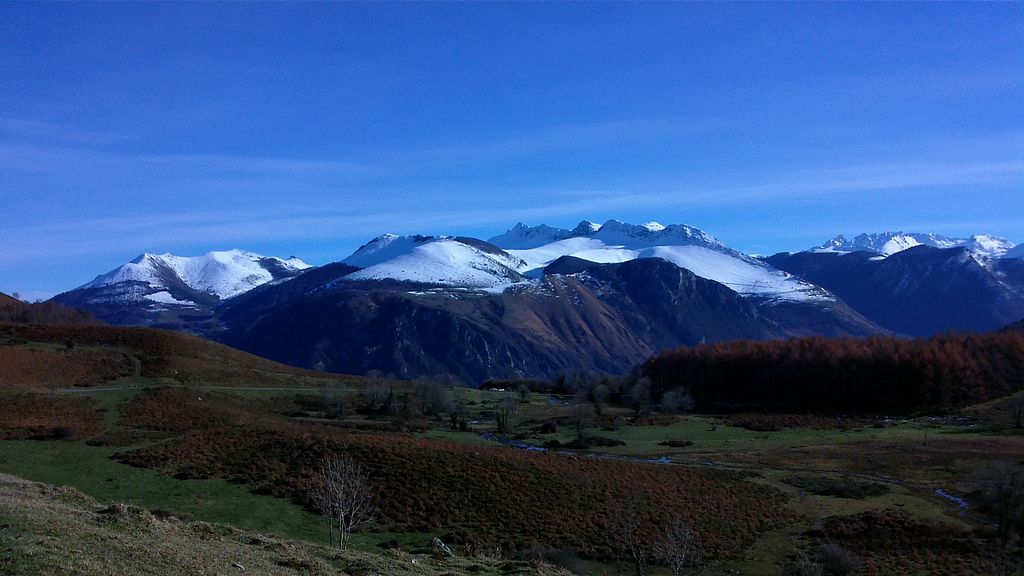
top-left (642, 333), bottom-right (1024, 414)
top-left (0, 297), bottom-right (97, 326)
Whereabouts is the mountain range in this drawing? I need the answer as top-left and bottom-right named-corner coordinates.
top-left (48, 221), bottom-right (1024, 381)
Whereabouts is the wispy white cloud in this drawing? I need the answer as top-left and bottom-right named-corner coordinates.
top-left (3, 158), bottom-right (1019, 270)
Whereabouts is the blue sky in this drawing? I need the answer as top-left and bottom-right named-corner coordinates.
top-left (2, 2), bottom-right (1022, 299)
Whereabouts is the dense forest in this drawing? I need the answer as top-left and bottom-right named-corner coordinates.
top-left (642, 333), bottom-right (1024, 414)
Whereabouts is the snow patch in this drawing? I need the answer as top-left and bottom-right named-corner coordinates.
top-left (144, 291), bottom-right (195, 306)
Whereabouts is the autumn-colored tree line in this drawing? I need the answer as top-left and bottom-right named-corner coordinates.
top-left (0, 297), bottom-right (97, 326)
top-left (641, 333), bottom-right (1024, 414)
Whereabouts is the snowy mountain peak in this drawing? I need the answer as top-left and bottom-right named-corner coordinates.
top-left (80, 249), bottom-right (310, 302)
top-left (484, 220), bottom-right (827, 302)
top-left (343, 236), bottom-right (526, 289)
top-left (343, 234), bottom-right (438, 268)
top-left (810, 232), bottom-right (1015, 259)
top-left (572, 220), bottom-right (603, 235)
top-left (963, 235), bottom-right (1016, 259)
top-left (820, 235), bottom-right (848, 250)
top-left (489, 219), bottom-right (730, 253)
top-left (487, 224), bottom-right (573, 250)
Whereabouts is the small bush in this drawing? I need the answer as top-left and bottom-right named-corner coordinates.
top-left (50, 426), bottom-right (75, 440)
top-left (659, 440), bottom-right (694, 448)
top-left (816, 544), bottom-right (861, 576)
top-left (521, 545), bottom-right (586, 575)
top-left (782, 476), bottom-right (889, 500)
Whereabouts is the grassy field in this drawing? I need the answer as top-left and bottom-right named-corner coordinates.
top-left (1, 341), bottom-right (1021, 575)
top-left (0, 472), bottom-right (567, 576)
top-left (0, 440), bottom-right (327, 544)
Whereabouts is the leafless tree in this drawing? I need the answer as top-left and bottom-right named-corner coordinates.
top-left (322, 380), bottom-right (348, 418)
top-left (974, 461), bottom-right (1024, 548)
top-left (416, 378), bottom-right (449, 416)
top-left (814, 544), bottom-right (861, 576)
top-left (310, 454), bottom-right (374, 550)
top-left (449, 388), bottom-right (470, 431)
top-left (629, 378), bottom-right (652, 419)
top-left (655, 519), bottom-right (696, 576)
top-left (572, 381), bottom-right (591, 445)
top-left (517, 382), bottom-right (532, 403)
top-left (495, 393), bottom-right (519, 435)
top-left (363, 383), bottom-right (390, 412)
top-left (1007, 394), bottom-right (1024, 429)
top-left (590, 381), bottom-right (610, 417)
top-left (661, 387), bottom-right (694, 415)
top-left (617, 496), bottom-right (649, 576)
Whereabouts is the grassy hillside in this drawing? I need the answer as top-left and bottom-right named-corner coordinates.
top-left (0, 323), bottom-right (358, 389)
top-left (0, 472), bottom-right (567, 576)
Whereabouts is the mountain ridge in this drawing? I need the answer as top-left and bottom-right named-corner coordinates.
top-left (810, 231), bottom-right (1016, 259)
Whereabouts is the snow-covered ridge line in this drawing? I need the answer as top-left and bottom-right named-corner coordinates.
top-left (488, 219), bottom-right (737, 255)
top-left (81, 248), bottom-right (311, 300)
top-left (813, 232), bottom-right (1016, 259)
top-left (336, 220), bottom-right (830, 303)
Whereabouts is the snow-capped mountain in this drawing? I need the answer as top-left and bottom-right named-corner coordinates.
top-left (769, 243), bottom-right (1024, 336)
top-left (342, 235), bottom-right (525, 289)
top-left (81, 249), bottom-right (310, 302)
top-left (490, 220), bottom-right (828, 302)
top-left (53, 221), bottom-right (889, 380)
top-left (332, 220), bottom-right (829, 302)
top-left (812, 232), bottom-right (1016, 259)
top-left (53, 249), bottom-right (311, 329)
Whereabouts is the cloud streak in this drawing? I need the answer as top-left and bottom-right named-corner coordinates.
top-left (3, 158), bottom-right (1019, 269)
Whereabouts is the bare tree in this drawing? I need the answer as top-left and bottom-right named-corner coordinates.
top-left (814, 544), bottom-right (861, 576)
top-left (590, 381), bottom-right (610, 417)
top-left (495, 393), bottom-right (519, 435)
top-left (629, 378), bottom-right (652, 419)
top-left (517, 382), bottom-right (532, 403)
top-left (661, 387), bottom-right (694, 415)
top-left (322, 380), bottom-right (348, 419)
top-left (1007, 394), bottom-right (1024, 429)
top-left (310, 454), bottom-right (374, 550)
top-left (416, 378), bottom-right (449, 416)
top-left (617, 496), bottom-right (649, 576)
top-left (974, 461), bottom-right (1024, 548)
top-left (449, 388), bottom-right (470, 431)
top-left (572, 382), bottom-right (591, 445)
top-left (655, 519), bottom-right (696, 576)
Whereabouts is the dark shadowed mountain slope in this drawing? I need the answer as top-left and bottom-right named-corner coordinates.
top-left (766, 246), bottom-right (1024, 336)
top-left (218, 258), bottom-right (881, 383)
